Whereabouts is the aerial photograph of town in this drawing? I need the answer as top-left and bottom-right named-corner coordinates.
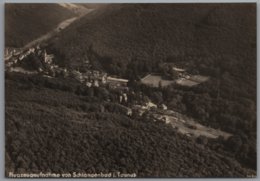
top-left (5, 2), bottom-right (256, 178)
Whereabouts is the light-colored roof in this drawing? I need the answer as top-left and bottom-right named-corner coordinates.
top-left (172, 67), bottom-right (186, 72)
top-left (107, 76), bottom-right (128, 83)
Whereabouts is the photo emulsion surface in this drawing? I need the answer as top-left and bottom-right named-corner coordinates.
top-left (5, 3), bottom-right (256, 178)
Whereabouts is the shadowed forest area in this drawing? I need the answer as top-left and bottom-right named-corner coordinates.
top-left (5, 3), bottom-right (75, 47)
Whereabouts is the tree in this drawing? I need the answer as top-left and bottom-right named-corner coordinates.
top-left (226, 135), bottom-right (242, 153)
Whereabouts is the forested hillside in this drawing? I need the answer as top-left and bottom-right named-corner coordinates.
top-left (5, 3), bottom-right (75, 47)
top-left (49, 3), bottom-right (256, 170)
top-left (5, 73), bottom-right (256, 177)
top-left (5, 3), bottom-right (256, 177)
top-left (51, 3), bottom-right (255, 77)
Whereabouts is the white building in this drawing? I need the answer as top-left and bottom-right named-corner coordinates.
top-left (107, 76), bottom-right (128, 87)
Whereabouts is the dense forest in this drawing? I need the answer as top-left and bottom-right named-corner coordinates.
top-left (49, 3), bottom-right (256, 170)
top-left (5, 73), bottom-right (256, 177)
top-left (5, 3), bottom-right (75, 47)
top-left (51, 4), bottom-right (255, 76)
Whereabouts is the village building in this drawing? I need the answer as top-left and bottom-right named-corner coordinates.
top-left (172, 66), bottom-right (186, 72)
top-left (6, 62), bottom-right (12, 67)
top-left (159, 104), bottom-right (168, 110)
top-left (71, 70), bottom-right (84, 82)
top-left (93, 80), bottom-right (99, 87)
top-left (123, 93), bottom-right (128, 102)
top-left (132, 105), bottom-right (145, 116)
top-left (86, 82), bottom-right (92, 87)
top-left (146, 101), bottom-right (157, 110)
top-left (126, 108), bottom-right (132, 116)
top-left (117, 104), bottom-right (133, 116)
top-left (43, 50), bottom-right (54, 64)
top-left (107, 76), bottom-right (128, 88)
top-left (19, 54), bottom-right (25, 60)
top-left (80, 71), bottom-right (107, 87)
top-left (38, 68), bottom-right (43, 72)
top-left (28, 48), bottom-right (35, 54)
top-left (119, 95), bottom-right (123, 103)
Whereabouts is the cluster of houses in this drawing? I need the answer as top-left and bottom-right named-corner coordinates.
top-left (6, 46), bottom-right (188, 132)
top-left (5, 46), bottom-right (45, 69)
top-left (70, 70), bottom-right (107, 87)
top-left (132, 101), bottom-right (168, 117)
top-left (5, 45), bottom-right (131, 90)
top-left (69, 69), bottom-right (131, 88)
top-left (4, 47), bottom-right (23, 60)
top-left (160, 62), bottom-right (192, 79)
top-left (116, 96), bottom-right (168, 118)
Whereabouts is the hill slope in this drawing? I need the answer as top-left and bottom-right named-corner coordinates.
top-left (5, 72), bottom-right (256, 177)
top-left (49, 3), bottom-right (256, 170)
top-left (5, 3), bottom-right (75, 47)
top-left (51, 3), bottom-right (256, 76)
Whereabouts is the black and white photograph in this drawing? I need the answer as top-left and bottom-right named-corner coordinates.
top-left (4, 2), bottom-right (257, 178)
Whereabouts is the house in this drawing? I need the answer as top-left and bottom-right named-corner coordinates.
top-left (19, 55), bottom-right (25, 60)
top-left (121, 106), bottom-right (132, 116)
top-left (28, 48), bottom-right (35, 54)
top-left (107, 76), bottom-right (128, 87)
top-left (93, 80), bottom-right (99, 87)
top-left (162, 116), bottom-right (170, 124)
top-left (172, 66), bottom-right (186, 72)
top-left (86, 82), bottom-right (92, 87)
top-left (6, 61), bottom-right (13, 67)
top-left (123, 93), bottom-right (128, 103)
top-left (71, 70), bottom-right (84, 82)
top-left (152, 114), bottom-right (169, 124)
top-left (132, 105), bottom-right (145, 116)
top-left (146, 101), bottom-right (157, 109)
top-left (38, 68), bottom-right (43, 72)
top-left (119, 95), bottom-right (123, 103)
top-left (43, 50), bottom-right (54, 64)
top-left (126, 108), bottom-right (132, 116)
top-left (101, 75), bottom-right (107, 84)
top-left (159, 104), bottom-right (168, 110)
top-left (80, 71), bottom-right (107, 87)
